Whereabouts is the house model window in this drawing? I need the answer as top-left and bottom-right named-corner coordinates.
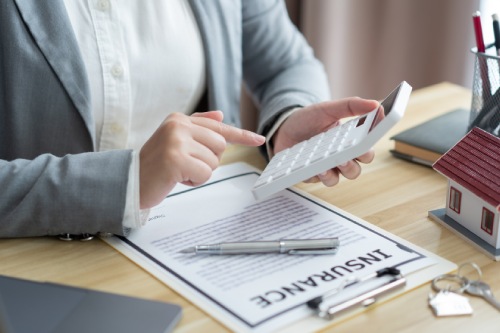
top-left (449, 187), bottom-right (462, 214)
top-left (482, 208), bottom-right (494, 235)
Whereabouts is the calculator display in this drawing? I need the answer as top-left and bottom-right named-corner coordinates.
top-left (369, 83), bottom-right (401, 132)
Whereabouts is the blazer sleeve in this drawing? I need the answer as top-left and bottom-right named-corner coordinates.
top-left (241, 0), bottom-right (331, 136)
top-left (0, 0), bottom-right (133, 238)
top-left (0, 151), bottom-right (132, 238)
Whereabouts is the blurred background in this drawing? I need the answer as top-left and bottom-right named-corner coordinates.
top-left (284, 0), bottom-right (500, 100)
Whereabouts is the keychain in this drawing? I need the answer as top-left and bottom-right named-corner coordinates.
top-left (429, 273), bottom-right (473, 317)
top-left (428, 262), bottom-right (483, 317)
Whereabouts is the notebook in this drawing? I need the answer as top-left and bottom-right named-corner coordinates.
top-left (390, 108), bottom-right (470, 166)
top-left (0, 275), bottom-right (182, 333)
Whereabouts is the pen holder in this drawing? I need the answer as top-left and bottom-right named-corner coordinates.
top-left (469, 47), bottom-right (500, 136)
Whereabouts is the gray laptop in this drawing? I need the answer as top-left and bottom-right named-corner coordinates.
top-left (0, 275), bottom-right (182, 333)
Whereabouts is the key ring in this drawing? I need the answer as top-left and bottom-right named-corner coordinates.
top-left (432, 274), bottom-right (470, 294)
top-left (431, 262), bottom-right (482, 294)
top-left (457, 262), bottom-right (482, 282)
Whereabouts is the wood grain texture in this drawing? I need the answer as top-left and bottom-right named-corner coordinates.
top-left (1, 83), bottom-right (498, 333)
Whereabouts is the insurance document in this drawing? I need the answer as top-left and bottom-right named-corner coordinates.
top-left (104, 163), bottom-right (454, 333)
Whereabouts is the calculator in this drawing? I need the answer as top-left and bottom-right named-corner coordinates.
top-left (252, 81), bottom-right (412, 200)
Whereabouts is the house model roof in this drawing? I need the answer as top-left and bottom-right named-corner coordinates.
top-left (433, 127), bottom-right (500, 209)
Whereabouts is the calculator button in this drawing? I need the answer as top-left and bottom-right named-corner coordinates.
top-left (343, 139), bottom-right (356, 149)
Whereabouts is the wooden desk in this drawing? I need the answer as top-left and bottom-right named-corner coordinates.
top-left (1, 82), bottom-right (498, 332)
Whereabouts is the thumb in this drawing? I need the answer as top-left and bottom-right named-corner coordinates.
top-left (191, 110), bottom-right (224, 122)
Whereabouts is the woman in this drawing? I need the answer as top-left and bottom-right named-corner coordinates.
top-left (0, 0), bottom-right (377, 237)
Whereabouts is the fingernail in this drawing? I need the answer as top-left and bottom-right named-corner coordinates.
top-left (254, 133), bottom-right (266, 142)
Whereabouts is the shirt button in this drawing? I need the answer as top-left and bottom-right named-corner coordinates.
top-left (96, 0), bottom-right (110, 11)
top-left (111, 123), bottom-right (123, 133)
top-left (111, 64), bottom-right (124, 78)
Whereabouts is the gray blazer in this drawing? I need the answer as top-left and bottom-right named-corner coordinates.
top-left (0, 0), bottom-right (330, 237)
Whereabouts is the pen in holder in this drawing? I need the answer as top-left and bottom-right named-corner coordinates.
top-left (470, 46), bottom-right (500, 136)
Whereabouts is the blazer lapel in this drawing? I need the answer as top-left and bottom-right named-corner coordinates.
top-left (14, 0), bottom-right (95, 143)
top-left (188, 0), bottom-right (242, 122)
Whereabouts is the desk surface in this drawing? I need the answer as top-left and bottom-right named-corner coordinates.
top-left (1, 82), bottom-right (499, 333)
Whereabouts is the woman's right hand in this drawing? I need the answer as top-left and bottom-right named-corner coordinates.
top-left (139, 111), bottom-right (265, 209)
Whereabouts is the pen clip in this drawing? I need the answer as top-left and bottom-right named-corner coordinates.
top-left (307, 267), bottom-right (406, 320)
top-left (281, 238), bottom-right (339, 255)
top-left (287, 247), bottom-right (339, 255)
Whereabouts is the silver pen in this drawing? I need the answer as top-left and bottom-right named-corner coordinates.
top-left (179, 238), bottom-right (339, 255)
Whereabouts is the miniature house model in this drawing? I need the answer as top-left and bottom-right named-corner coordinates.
top-left (429, 127), bottom-right (500, 261)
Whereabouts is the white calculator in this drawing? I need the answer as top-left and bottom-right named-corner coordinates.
top-left (252, 81), bottom-right (412, 200)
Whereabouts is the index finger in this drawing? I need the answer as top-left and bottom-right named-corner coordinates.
top-left (191, 117), bottom-right (266, 146)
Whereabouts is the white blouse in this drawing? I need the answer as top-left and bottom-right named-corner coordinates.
top-left (63, 0), bottom-right (206, 228)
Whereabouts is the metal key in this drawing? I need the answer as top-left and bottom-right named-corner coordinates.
top-left (465, 279), bottom-right (500, 311)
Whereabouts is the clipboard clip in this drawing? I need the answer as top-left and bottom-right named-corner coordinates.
top-left (307, 267), bottom-right (406, 320)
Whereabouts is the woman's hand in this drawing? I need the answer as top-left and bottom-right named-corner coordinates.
top-left (272, 98), bottom-right (380, 187)
top-left (139, 111), bottom-right (265, 208)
